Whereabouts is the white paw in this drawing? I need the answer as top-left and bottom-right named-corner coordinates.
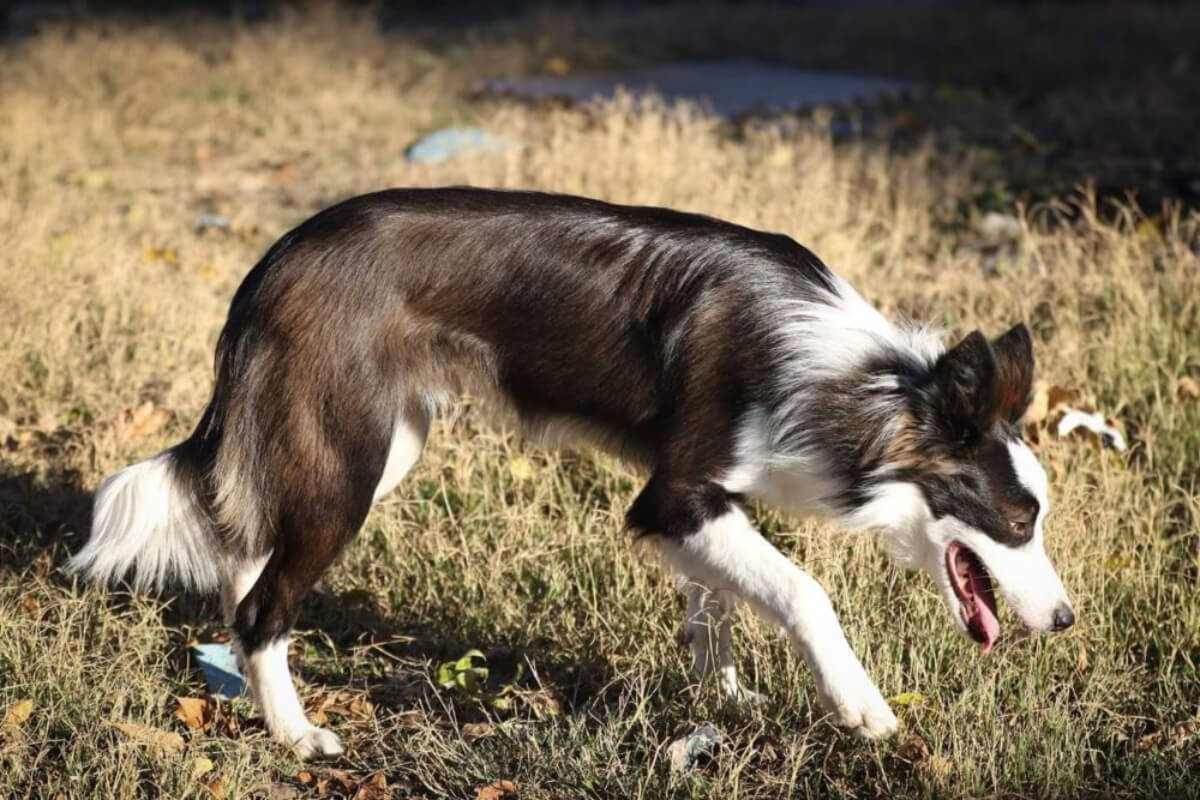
top-left (289, 726), bottom-right (345, 759)
top-left (816, 672), bottom-right (899, 739)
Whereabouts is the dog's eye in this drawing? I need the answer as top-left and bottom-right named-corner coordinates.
top-left (1009, 519), bottom-right (1031, 538)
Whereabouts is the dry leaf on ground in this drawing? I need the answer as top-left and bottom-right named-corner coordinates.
top-left (204, 776), bottom-right (227, 800)
top-left (353, 772), bottom-right (388, 800)
top-left (1024, 382), bottom-right (1082, 428)
top-left (113, 401), bottom-right (172, 442)
top-left (19, 593), bottom-right (39, 617)
top-left (1178, 376), bottom-right (1199, 401)
top-left (462, 722), bottom-right (496, 742)
top-left (173, 696), bottom-right (212, 732)
top-left (2, 699), bottom-right (33, 731)
top-left (896, 733), bottom-right (930, 765)
top-left (475, 779), bottom-right (518, 800)
top-left (112, 721), bottom-right (185, 756)
top-left (1134, 718), bottom-right (1200, 753)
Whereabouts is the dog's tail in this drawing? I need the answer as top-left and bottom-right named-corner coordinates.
top-left (69, 448), bottom-right (221, 593)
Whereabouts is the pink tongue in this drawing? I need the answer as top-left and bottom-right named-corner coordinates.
top-left (965, 567), bottom-right (1000, 653)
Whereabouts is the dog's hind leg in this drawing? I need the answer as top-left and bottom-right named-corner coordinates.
top-left (683, 583), bottom-right (765, 705)
top-left (230, 408), bottom-right (429, 758)
top-left (233, 511), bottom-right (366, 758)
top-left (372, 407), bottom-right (431, 502)
top-left (221, 555), bottom-right (270, 627)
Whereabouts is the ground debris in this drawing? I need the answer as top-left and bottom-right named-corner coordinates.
top-left (667, 723), bottom-right (721, 773)
top-left (111, 721), bottom-right (185, 756)
top-left (475, 779), bottom-right (517, 800)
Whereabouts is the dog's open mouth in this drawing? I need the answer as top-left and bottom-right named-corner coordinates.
top-left (946, 541), bottom-right (999, 652)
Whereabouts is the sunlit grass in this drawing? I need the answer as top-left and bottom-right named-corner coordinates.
top-left (1, 6), bottom-right (1197, 798)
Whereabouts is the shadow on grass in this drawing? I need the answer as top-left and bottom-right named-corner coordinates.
top-left (0, 460), bottom-right (91, 581)
top-left (0, 455), bottom-right (619, 716)
top-left (295, 586), bottom-right (623, 720)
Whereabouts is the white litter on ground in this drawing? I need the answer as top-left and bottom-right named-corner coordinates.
top-left (1057, 409), bottom-right (1127, 451)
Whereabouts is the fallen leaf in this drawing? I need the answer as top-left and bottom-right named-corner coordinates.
top-left (354, 772), bottom-right (388, 800)
top-left (204, 776), bottom-right (227, 800)
top-left (114, 402), bottom-right (172, 442)
top-left (348, 695), bottom-right (373, 718)
top-left (1023, 381), bottom-right (1051, 426)
top-left (896, 733), bottom-right (930, 765)
top-left (112, 721), bottom-right (186, 756)
top-left (2, 699), bottom-right (34, 729)
top-left (192, 756), bottom-right (215, 778)
top-left (887, 692), bottom-right (928, 708)
top-left (475, 779), bottom-right (518, 800)
top-left (314, 769), bottom-right (356, 794)
top-left (509, 457), bottom-right (535, 481)
top-left (143, 244), bottom-right (180, 266)
top-left (520, 688), bottom-right (561, 717)
top-left (174, 696), bottom-right (212, 731)
top-left (462, 722), bottom-right (495, 742)
top-left (395, 710), bottom-right (425, 730)
top-left (1179, 376), bottom-right (1199, 402)
top-left (19, 593), bottom-right (39, 617)
top-left (317, 691), bottom-right (375, 721)
top-left (1047, 385), bottom-right (1081, 411)
top-left (1024, 382), bottom-right (1081, 428)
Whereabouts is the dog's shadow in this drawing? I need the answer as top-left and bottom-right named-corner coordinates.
top-left (293, 586), bottom-right (623, 720)
top-left (0, 459), bottom-right (625, 721)
top-left (0, 461), bottom-right (92, 581)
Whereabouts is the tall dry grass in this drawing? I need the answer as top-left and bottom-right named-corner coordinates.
top-left (0, 6), bottom-right (1197, 799)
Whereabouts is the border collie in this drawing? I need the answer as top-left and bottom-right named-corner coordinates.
top-left (71, 188), bottom-right (1074, 758)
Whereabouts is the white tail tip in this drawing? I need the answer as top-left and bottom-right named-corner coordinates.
top-left (70, 451), bottom-right (220, 593)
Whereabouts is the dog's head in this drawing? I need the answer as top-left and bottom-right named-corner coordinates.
top-left (879, 323), bottom-right (1073, 652)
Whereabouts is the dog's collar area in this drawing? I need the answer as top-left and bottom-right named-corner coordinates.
top-left (946, 541), bottom-right (999, 652)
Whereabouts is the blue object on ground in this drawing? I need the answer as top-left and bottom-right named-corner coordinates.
top-left (196, 214), bottom-right (230, 231)
top-left (404, 127), bottom-right (510, 164)
top-left (193, 642), bottom-right (246, 699)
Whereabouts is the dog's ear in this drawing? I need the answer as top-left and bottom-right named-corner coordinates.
top-left (930, 330), bottom-right (997, 438)
top-left (991, 323), bottom-right (1035, 423)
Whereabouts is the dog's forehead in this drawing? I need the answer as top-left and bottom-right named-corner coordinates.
top-left (1005, 438), bottom-right (1049, 507)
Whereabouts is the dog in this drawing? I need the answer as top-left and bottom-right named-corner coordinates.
top-left (71, 188), bottom-right (1074, 758)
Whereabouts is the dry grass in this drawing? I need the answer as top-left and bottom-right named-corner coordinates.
top-left (1, 5), bottom-right (1198, 798)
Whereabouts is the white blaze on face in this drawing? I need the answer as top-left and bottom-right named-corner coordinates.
top-left (951, 440), bottom-right (1071, 632)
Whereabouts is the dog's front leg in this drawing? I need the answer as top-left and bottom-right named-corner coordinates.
top-left (683, 583), bottom-right (765, 704)
top-left (657, 504), bottom-right (898, 738)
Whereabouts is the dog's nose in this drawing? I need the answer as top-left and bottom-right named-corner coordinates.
top-left (1051, 605), bottom-right (1075, 632)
